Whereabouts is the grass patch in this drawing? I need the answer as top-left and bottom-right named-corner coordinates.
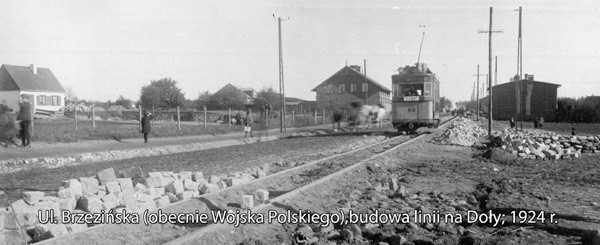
top-left (27, 116), bottom-right (326, 143)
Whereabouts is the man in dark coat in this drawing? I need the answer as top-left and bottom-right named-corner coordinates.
top-left (141, 111), bottom-right (152, 143)
top-left (18, 95), bottom-right (32, 147)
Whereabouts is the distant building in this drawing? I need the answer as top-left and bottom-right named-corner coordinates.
top-left (213, 83), bottom-right (257, 106)
top-left (311, 65), bottom-right (391, 107)
top-left (213, 84), bottom-right (315, 111)
top-left (285, 97), bottom-right (317, 112)
top-left (0, 64), bottom-right (66, 113)
top-left (491, 75), bottom-right (561, 121)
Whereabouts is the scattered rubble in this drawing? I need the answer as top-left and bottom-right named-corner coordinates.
top-left (433, 118), bottom-right (487, 146)
top-left (498, 128), bottom-right (600, 160)
top-left (0, 164), bottom-right (272, 243)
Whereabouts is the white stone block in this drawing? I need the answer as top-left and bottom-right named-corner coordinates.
top-left (104, 181), bottom-right (121, 195)
top-left (78, 177), bottom-right (99, 197)
top-left (178, 171), bottom-right (192, 180)
top-left (57, 197), bottom-right (77, 212)
top-left (176, 191), bottom-right (194, 200)
top-left (97, 168), bottom-right (117, 185)
top-left (166, 180), bottom-right (185, 194)
top-left (183, 179), bottom-right (199, 191)
top-left (154, 196), bottom-right (171, 208)
top-left (77, 196), bottom-right (103, 213)
top-left (192, 172), bottom-right (204, 183)
top-left (200, 183), bottom-right (219, 194)
top-left (22, 191), bottom-right (45, 205)
top-left (117, 178), bottom-right (135, 194)
top-left (253, 189), bottom-right (269, 204)
top-left (241, 195), bottom-right (254, 209)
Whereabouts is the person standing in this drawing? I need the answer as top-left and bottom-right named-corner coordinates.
top-left (17, 95), bottom-right (32, 147)
top-left (244, 111), bottom-right (253, 137)
top-left (141, 111), bottom-right (152, 143)
top-left (509, 117), bottom-right (516, 129)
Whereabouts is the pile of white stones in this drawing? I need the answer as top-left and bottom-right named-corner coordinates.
top-left (0, 165), bottom-right (269, 243)
top-left (434, 118), bottom-right (488, 147)
top-left (498, 129), bottom-right (600, 160)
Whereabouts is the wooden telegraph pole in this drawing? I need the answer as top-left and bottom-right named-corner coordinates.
top-left (517, 6), bottom-right (524, 131)
top-left (364, 59), bottom-right (368, 103)
top-left (473, 66), bottom-right (485, 121)
top-left (479, 7), bottom-right (503, 139)
top-left (275, 15), bottom-right (289, 133)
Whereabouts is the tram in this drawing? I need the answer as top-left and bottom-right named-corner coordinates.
top-left (391, 63), bottom-right (440, 133)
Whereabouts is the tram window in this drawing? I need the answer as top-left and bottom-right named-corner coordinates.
top-left (401, 84), bottom-right (423, 96)
top-left (424, 83), bottom-right (432, 96)
top-left (393, 84), bottom-right (400, 97)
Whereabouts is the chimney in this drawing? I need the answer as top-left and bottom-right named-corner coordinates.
top-left (349, 65), bottom-right (361, 73)
top-left (30, 64), bottom-right (37, 75)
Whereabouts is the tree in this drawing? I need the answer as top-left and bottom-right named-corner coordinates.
top-left (439, 97), bottom-right (453, 110)
top-left (140, 78), bottom-right (186, 109)
top-left (253, 86), bottom-right (282, 111)
top-left (207, 85), bottom-right (247, 110)
top-left (64, 86), bottom-right (78, 103)
top-left (194, 91), bottom-right (212, 110)
top-left (115, 95), bottom-right (133, 109)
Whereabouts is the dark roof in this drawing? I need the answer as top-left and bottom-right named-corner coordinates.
top-left (494, 79), bottom-right (561, 89)
top-left (285, 97), bottom-right (310, 102)
top-left (311, 66), bottom-right (391, 92)
top-left (0, 64), bottom-right (65, 93)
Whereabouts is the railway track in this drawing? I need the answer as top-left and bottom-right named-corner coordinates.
top-left (39, 116), bottom-right (456, 245)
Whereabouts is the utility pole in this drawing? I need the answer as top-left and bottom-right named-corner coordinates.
top-left (471, 82), bottom-right (476, 102)
top-left (364, 59), bottom-right (368, 104)
top-left (477, 66), bottom-right (480, 121)
top-left (473, 66), bottom-right (485, 121)
top-left (516, 6), bottom-right (523, 131)
top-left (494, 56), bottom-right (498, 86)
top-left (517, 6), bottom-right (523, 80)
top-left (274, 15), bottom-right (288, 133)
top-left (478, 7), bottom-right (502, 140)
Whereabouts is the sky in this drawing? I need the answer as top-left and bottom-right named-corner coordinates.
top-left (1, 0), bottom-right (599, 103)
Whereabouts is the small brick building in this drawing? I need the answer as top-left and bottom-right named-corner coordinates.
top-left (491, 77), bottom-right (560, 122)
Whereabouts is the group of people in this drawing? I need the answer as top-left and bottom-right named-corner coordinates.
top-left (0, 95), bottom-right (32, 148)
top-left (451, 108), bottom-right (466, 117)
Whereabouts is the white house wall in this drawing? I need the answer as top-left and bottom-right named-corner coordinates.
top-left (21, 91), bottom-right (65, 112)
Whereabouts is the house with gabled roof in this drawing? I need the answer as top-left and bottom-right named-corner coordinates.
top-left (213, 83), bottom-right (256, 106)
top-left (0, 64), bottom-right (66, 114)
top-left (311, 65), bottom-right (391, 107)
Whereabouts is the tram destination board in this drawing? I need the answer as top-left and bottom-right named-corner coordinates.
top-left (403, 96), bottom-right (420, 101)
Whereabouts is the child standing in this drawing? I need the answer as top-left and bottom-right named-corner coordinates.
top-left (244, 111), bottom-right (253, 137)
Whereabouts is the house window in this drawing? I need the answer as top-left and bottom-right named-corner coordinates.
top-left (362, 83), bottom-right (367, 92)
top-left (37, 95), bottom-right (46, 105)
top-left (52, 96), bottom-right (61, 106)
top-left (339, 84), bottom-right (345, 93)
top-left (350, 84), bottom-right (356, 92)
